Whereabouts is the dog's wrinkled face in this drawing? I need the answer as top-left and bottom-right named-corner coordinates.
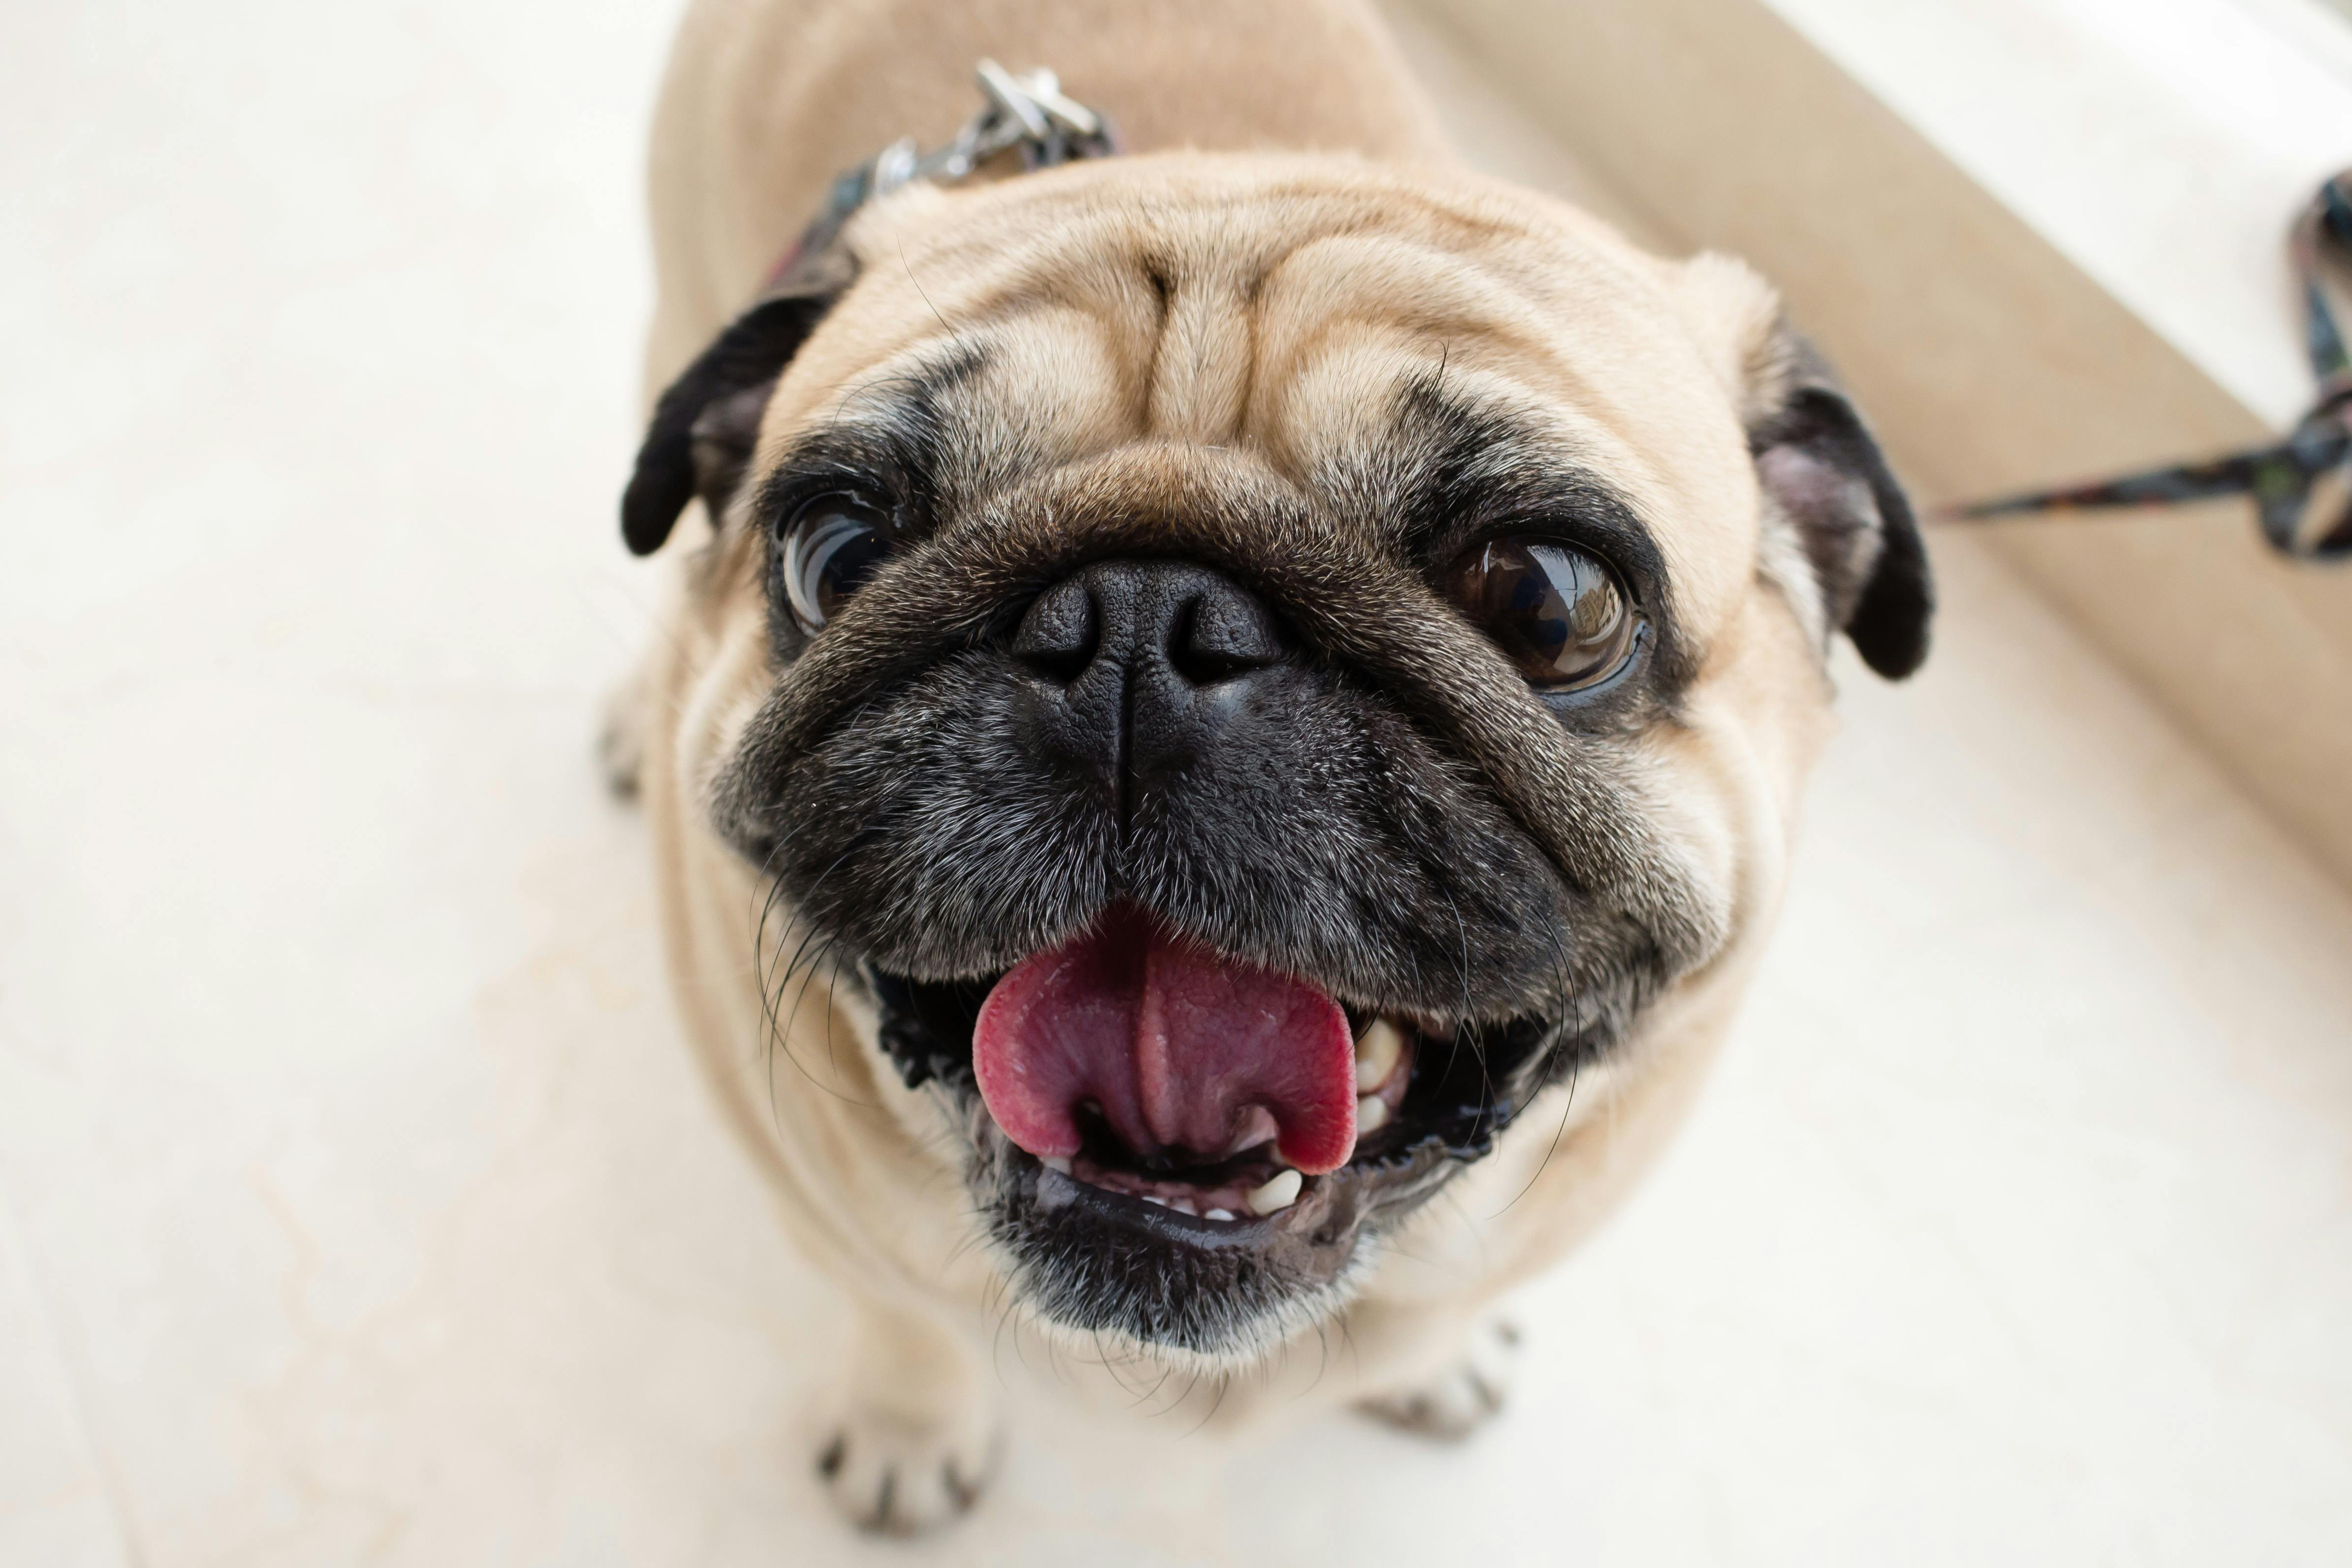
top-left (627, 156), bottom-right (1929, 1360)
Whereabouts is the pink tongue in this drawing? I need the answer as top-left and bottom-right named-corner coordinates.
top-left (972, 906), bottom-right (1358, 1174)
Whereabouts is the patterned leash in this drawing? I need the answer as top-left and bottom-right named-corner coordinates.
top-left (1951, 171), bottom-right (2352, 561)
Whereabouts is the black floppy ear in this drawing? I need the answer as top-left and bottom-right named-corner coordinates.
top-left (620, 290), bottom-right (838, 556)
top-left (1746, 336), bottom-right (1934, 680)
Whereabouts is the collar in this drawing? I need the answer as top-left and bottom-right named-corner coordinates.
top-left (764, 60), bottom-right (1117, 293)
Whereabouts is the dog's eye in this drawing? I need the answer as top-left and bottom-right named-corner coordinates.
top-left (780, 493), bottom-right (894, 633)
top-left (1448, 536), bottom-right (1636, 689)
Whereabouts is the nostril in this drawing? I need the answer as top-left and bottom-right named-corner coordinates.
top-left (1011, 577), bottom-right (1100, 684)
top-left (1170, 584), bottom-right (1285, 686)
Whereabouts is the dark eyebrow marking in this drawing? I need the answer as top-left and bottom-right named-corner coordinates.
top-left (749, 344), bottom-right (989, 538)
top-left (1386, 373), bottom-right (1687, 686)
top-left (1390, 377), bottom-right (1649, 561)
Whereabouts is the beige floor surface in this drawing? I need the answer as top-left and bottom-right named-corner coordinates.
top-left (4, 1), bottom-right (2351, 1564)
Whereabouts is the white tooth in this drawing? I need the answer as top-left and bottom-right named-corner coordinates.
top-left (1205, 1208), bottom-right (1236, 1222)
top-left (1246, 1168), bottom-right (1304, 1216)
top-left (1172, 1196), bottom-right (1198, 1217)
top-left (1142, 1194), bottom-right (1168, 1207)
top-left (1042, 1156), bottom-right (1072, 1175)
top-left (1356, 1095), bottom-right (1390, 1134)
top-left (1355, 1019), bottom-right (1404, 1093)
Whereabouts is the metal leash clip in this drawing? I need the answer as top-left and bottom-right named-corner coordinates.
top-left (765, 61), bottom-right (1116, 291)
top-left (868, 61), bottom-right (1111, 194)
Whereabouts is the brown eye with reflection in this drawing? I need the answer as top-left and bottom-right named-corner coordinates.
top-left (1447, 537), bottom-right (1637, 689)
top-left (781, 493), bottom-right (895, 633)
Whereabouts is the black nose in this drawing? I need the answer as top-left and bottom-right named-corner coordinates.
top-left (1010, 559), bottom-right (1291, 828)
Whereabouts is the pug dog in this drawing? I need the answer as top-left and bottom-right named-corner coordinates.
top-left (606, 0), bottom-right (1930, 1536)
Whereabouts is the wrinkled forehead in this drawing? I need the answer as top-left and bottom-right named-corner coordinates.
top-left (759, 160), bottom-right (1759, 621)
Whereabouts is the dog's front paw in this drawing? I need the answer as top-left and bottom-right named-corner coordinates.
top-left (1358, 1317), bottom-right (1521, 1441)
top-left (815, 1405), bottom-right (998, 1536)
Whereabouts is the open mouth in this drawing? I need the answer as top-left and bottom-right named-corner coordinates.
top-left (862, 902), bottom-right (1574, 1342)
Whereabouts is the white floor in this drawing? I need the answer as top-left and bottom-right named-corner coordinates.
top-left (6, 1), bottom-right (2352, 1564)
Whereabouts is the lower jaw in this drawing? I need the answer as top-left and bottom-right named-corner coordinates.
top-left (976, 1122), bottom-right (1381, 1359)
top-left (865, 964), bottom-right (1605, 1349)
top-left (960, 1083), bottom-right (1477, 1356)
top-left (987, 1115), bottom-right (1448, 1238)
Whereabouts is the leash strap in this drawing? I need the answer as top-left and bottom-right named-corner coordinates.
top-left (763, 60), bottom-right (1117, 293)
top-left (1953, 171), bottom-right (2352, 561)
